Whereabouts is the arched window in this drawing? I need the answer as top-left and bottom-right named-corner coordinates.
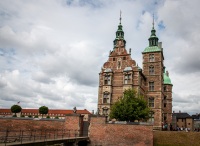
top-left (149, 97), bottom-right (154, 107)
top-left (149, 66), bottom-right (154, 75)
top-left (102, 107), bottom-right (108, 116)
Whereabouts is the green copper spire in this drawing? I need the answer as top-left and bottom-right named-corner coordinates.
top-left (148, 14), bottom-right (159, 47)
top-left (113, 11), bottom-right (126, 48)
top-left (143, 15), bottom-right (161, 53)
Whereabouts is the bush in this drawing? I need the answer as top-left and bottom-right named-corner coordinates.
top-left (13, 115), bottom-right (17, 117)
top-left (34, 115), bottom-right (38, 118)
top-left (21, 115), bottom-right (25, 117)
top-left (55, 116), bottom-right (59, 119)
top-left (28, 115), bottom-right (32, 118)
top-left (46, 115), bottom-right (50, 118)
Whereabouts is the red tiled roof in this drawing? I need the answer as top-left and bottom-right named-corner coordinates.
top-left (0, 108), bottom-right (91, 115)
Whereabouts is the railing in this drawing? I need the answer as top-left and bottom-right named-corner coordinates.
top-left (0, 129), bottom-right (86, 145)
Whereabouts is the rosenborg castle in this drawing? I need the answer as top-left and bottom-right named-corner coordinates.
top-left (97, 16), bottom-right (173, 130)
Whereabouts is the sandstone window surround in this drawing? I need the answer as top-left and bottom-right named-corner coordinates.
top-left (149, 81), bottom-right (154, 91)
top-left (149, 66), bottom-right (154, 75)
top-left (149, 54), bottom-right (155, 62)
top-left (124, 73), bottom-right (132, 84)
top-left (102, 107), bottom-right (109, 116)
top-left (103, 92), bottom-right (110, 104)
top-left (149, 110), bottom-right (154, 122)
top-left (104, 74), bottom-right (111, 85)
top-left (149, 97), bottom-right (154, 107)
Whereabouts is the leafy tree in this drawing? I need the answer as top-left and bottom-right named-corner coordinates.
top-left (11, 104), bottom-right (22, 117)
top-left (110, 89), bottom-right (150, 122)
top-left (39, 106), bottom-right (49, 118)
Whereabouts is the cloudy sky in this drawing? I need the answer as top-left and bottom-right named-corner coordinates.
top-left (0, 0), bottom-right (200, 115)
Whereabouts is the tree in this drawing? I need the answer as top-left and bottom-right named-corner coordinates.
top-left (110, 89), bottom-right (150, 122)
top-left (11, 104), bottom-right (22, 117)
top-left (39, 106), bottom-right (49, 118)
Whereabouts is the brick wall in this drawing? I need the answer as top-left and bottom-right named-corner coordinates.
top-left (0, 118), bottom-right (65, 131)
top-left (89, 116), bottom-right (153, 146)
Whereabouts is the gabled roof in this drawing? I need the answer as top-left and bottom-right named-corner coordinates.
top-left (172, 113), bottom-right (191, 119)
top-left (191, 114), bottom-right (200, 119)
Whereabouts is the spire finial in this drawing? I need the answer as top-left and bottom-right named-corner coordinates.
top-left (152, 13), bottom-right (154, 29)
top-left (120, 10), bottom-right (122, 24)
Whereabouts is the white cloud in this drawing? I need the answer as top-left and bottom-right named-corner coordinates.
top-left (0, 0), bottom-right (200, 115)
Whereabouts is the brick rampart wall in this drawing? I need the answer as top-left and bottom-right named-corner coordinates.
top-left (89, 116), bottom-right (153, 146)
top-left (0, 118), bottom-right (65, 131)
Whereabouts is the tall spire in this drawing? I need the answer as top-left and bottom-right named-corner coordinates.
top-left (113, 11), bottom-right (126, 48)
top-left (148, 14), bottom-right (159, 47)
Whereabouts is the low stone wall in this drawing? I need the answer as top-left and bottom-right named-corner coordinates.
top-left (88, 116), bottom-right (153, 146)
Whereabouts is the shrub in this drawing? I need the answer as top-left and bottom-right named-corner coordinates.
top-left (34, 115), bottom-right (38, 118)
top-left (46, 115), bottom-right (50, 118)
top-left (28, 115), bottom-right (32, 118)
top-left (55, 116), bottom-right (59, 119)
top-left (21, 115), bottom-right (25, 117)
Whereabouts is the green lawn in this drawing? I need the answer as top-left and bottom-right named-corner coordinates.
top-left (153, 131), bottom-right (200, 146)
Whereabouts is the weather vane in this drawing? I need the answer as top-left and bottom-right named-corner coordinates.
top-left (152, 13), bottom-right (154, 29)
top-left (120, 10), bottom-right (122, 24)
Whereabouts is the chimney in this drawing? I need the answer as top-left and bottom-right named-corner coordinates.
top-left (179, 110), bottom-right (181, 113)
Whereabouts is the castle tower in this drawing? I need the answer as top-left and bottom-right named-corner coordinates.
top-left (142, 19), bottom-right (165, 129)
top-left (97, 14), bottom-right (145, 116)
top-left (163, 70), bottom-right (173, 125)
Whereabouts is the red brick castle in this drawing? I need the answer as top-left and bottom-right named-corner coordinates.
top-left (97, 15), bottom-right (173, 130)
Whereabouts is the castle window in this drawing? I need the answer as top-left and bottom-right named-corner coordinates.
top-left (104, 74), bottom-right (111, 85)
top-left (123, 57), bottom-right (126, 60)
top-left (113, 58), bottom-right (115, 61)
top-left (149, 111), bottom-right (154, 122)
top-left (149, 54), bottom-right (154, 62)
top-left (149, 97), bottom-right (154, 107)
top-left (164, 86), bottom-right (167, 91)
top-left (149, 82), bottom-right (154, 91)
top-left (164, 103), bottom-right (167, 107)
top-left (102, 108), bottom-right (108, 116)
top-left (124, 74), bottom-right (131, 84)
top-left (103, 92), bottom-right (110, 104)
top-left (149, 66), bottom-right (154, 75)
